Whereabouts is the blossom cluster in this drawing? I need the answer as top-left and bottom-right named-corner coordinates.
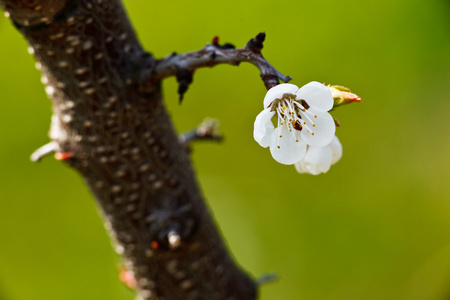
top-left (253, 82), bottom-right (351, 175)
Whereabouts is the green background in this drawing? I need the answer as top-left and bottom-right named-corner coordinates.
top-left (1, 0), bottom-right (450, 299)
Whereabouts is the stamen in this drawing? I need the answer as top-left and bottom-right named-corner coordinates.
top-left (277, 146), bottom-right (280, 149)
top-left (293, 101), bottom-right (316, 126)
top-left (303, 124), bottom-right (314, 133)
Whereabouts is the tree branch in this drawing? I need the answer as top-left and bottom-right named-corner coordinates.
top-left (179, 118), bottom-right (223, 146)
top-left (0, 1), bottom-right (289, 299)
top-left (149, 33), bottom-right (291, 100)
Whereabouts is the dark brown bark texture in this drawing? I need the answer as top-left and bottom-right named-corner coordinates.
top-left (1, 1), bottom-right (257, 299)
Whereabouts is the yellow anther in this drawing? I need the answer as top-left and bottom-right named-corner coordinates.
top-left (313, 124), bottom-right (315, 127)
top-left (277, 146), bottom-right (280, 149)
top-left (312, 133), bottom-right (315, 136)
top-left (314, 115), bottom-right (317, 118)
top-left (279, 135), bottom-right (282, 138)
top-left (296, 140), bottom-right (299, 142)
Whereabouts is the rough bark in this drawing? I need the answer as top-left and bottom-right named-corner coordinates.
top-left (0, 1), bottom-right (289, 299)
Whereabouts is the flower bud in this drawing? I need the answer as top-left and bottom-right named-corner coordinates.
top-left (328, 85), bottom-right (361, 108)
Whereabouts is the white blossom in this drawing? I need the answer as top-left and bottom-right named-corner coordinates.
top-left (294, 136), bottom-right (343, 175)
top-left (253, 82), bottom-right (335, 165)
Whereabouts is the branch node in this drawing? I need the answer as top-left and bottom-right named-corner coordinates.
top-left (246, 32), bottom-right (266, 54)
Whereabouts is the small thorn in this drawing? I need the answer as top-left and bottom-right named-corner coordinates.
top-left (212, 36), bottom-right (219, 45)
top-left (30, 141), bottom-right (60, 162)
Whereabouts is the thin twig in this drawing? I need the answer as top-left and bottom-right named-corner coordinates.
top-left (149, 33), bottom-right (291, 100)
top-left (179, 118), bottom-right (223, 145)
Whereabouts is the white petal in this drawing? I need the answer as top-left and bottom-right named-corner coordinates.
top-left (263, 83), bottom-right (299, 108)
top-left (295, 145), bottom-right (333, 175)
top-left (253, 108), bottom-right (275, 148)
top-left (269, 125), bottom-right (307, 165)
top-left (295, 81), bottom-right (333, 111)
top-left (329, 136), bottom-right (343, 165)
top-left (294, 161), bottom-right (308, 174)
top-left (300, 108), bottom-right (335, 147)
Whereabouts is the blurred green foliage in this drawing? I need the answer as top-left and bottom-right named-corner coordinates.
top-left (1, 0), bottom-right (450, 299)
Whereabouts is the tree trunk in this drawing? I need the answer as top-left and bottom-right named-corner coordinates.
top-left (0, 1), bottom-right (256, 299)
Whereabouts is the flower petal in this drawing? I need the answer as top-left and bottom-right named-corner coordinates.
top-left (294, 162), bottom-right (308, 174)
top-left (300, 108), bottom-right (335, 147)
top-left (263, 83), bottom-right (299, 108)
top-left (295, 145), bottom-right (333, 175)
top-left (253, 108), bottom-right (275, 147)
top-left (329, 136), bottom-right (343, 165)
top-left (295, 81), bottom-right (333, 111)
top-left (269, 125), bottom-right (307, 165)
